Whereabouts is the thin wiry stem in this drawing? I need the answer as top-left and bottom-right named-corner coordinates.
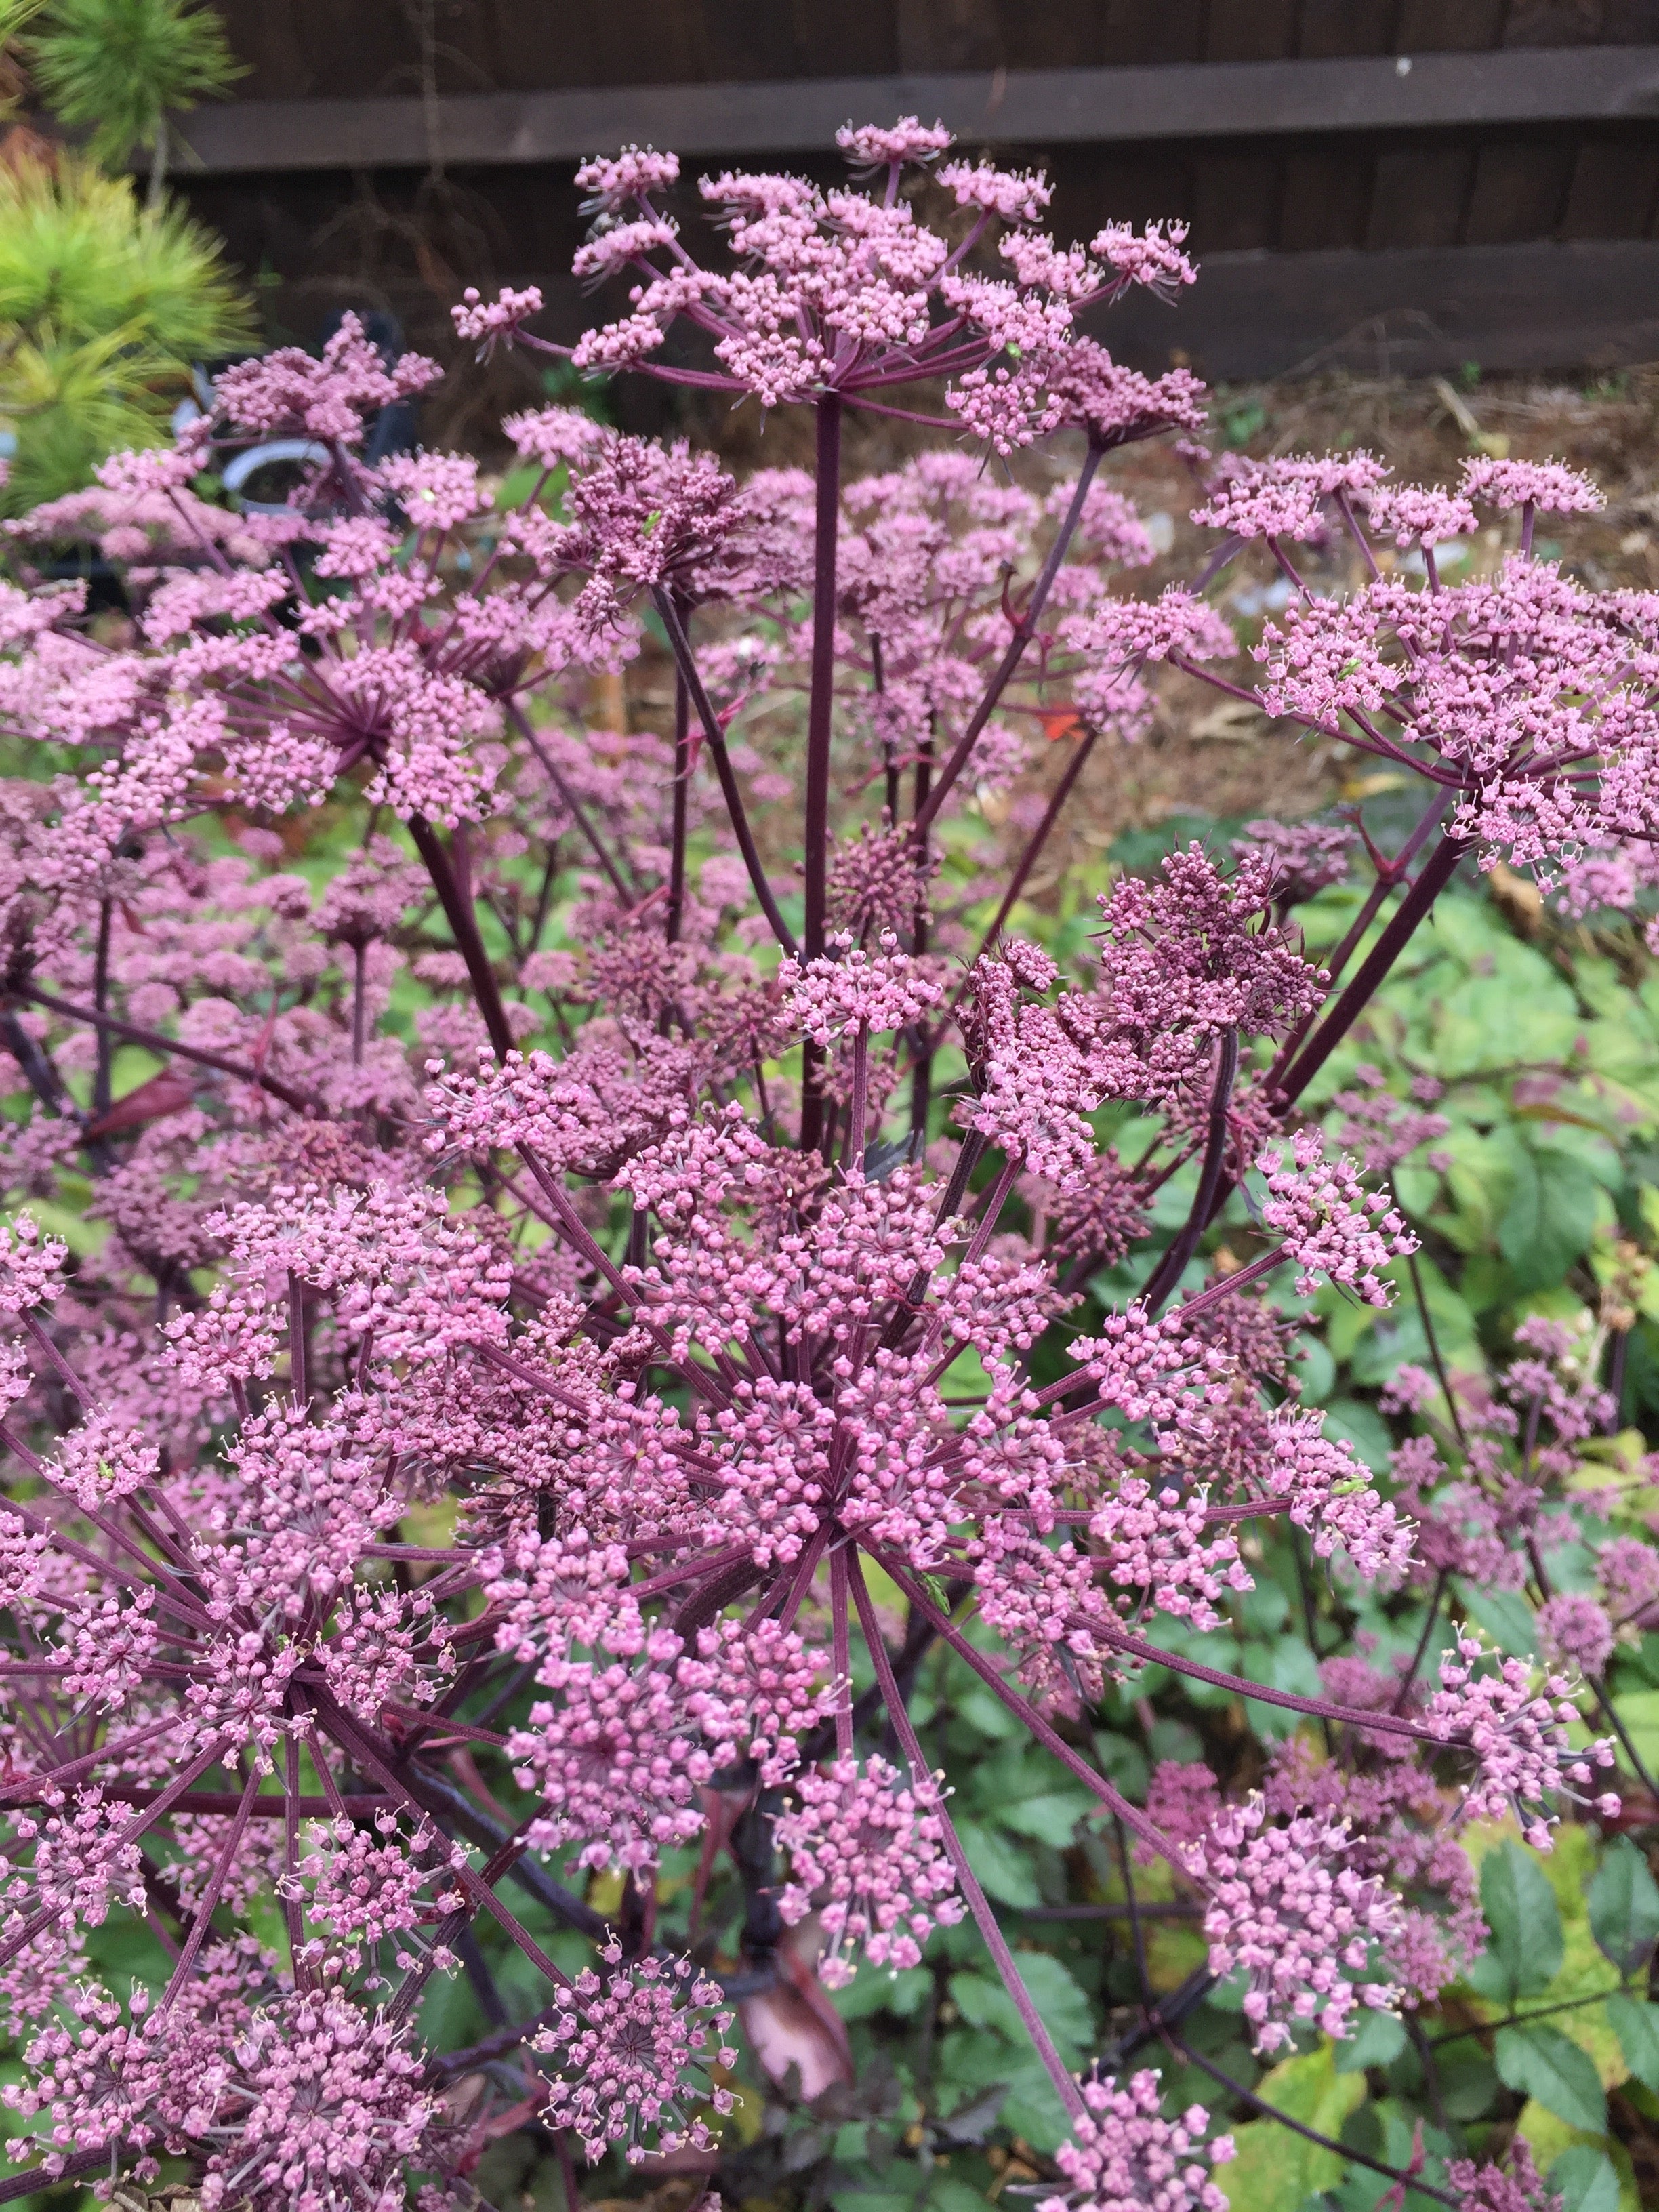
top-left (653, 588), bottom-right (798, 957)
top-left (16, 986), bottom-right (323, 1118)
top-left (914, 443), bottom-right (1103, 835)
top-left (1143, 1027), bottom-right (1239, 1316)
top-left (848, 1548), bottom-right (1087, 2127)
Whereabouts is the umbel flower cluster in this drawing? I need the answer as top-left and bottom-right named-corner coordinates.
top-left (0, 117), bottom-right (1639, 2212)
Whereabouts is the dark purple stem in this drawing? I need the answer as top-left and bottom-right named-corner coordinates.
top-left (17, 985), bottom-right (323, 1118)
top-left (871, 1547), bottom-right (1179, 1865)
top-left (506, 700), bottom-right (632, 902)
top-left (1275, 834), bottom-right (1471, 1109)
top-left (964, 725), bottom-right (1099, 977)
top-left (847, 1549), bottom-right (1087, 2125)
top-left (407, 815), bottom-right (516, 1060)
top-left (1142, 1027), bottom-right (1239, 1316)
top-left (914, 443), bottom-right (1102, 837)
top-left (667, 605), bottom-right (691, 944)
top-left (804, 392), bottom-right (842, 960)
top-left (652, 588), bottom-right (798, 957)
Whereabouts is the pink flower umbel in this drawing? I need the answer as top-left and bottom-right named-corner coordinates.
top-left (772, 1755), bottom-right (965, 1986)
top-left (1036, 2070), bottom-right (1235, 2212)
top-left (1183, 1796), bottom-right (1404, 2055)
top-left (535, 1942), bottom-right (737, 2164)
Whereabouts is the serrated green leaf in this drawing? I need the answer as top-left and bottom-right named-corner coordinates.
top-left (947, 1952), bottom-right (1092, 2060)
top-left (1315, 1396), bottom-right (1393, 1474)
top-left (1588, 1840), bottom-right (1659, 1976)
top-left (1216, 2045), bottom-right (1365, 2212)
top-left (833, 1965), bottom-right (932, 2023)
top-left (1605, 1993), bottom-right (1659, 2091)
top-left (1495, 2024), bottom-right (1607, 2134)
top-left (953, 1818), bottom-right (1041, 1908)
top-left (1467, 1840), bottom-right (1563, 2003)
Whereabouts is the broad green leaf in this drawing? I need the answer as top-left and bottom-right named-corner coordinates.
top-left (1434, 974), bottom-right (1578, 1080)
top-left (954, 1818), bottom-right (1041, 1908)
top-left (1605, 1993), bottom-right (1659, 2091)
top-left (1498, 1147), bottom-right (1601, 1293)
top-left (1495, 2025), bottom-right (1607, 2134)
top-left (1550, 2147), bottom-right (1622, 2212)
top-left (1316, 1396), bottom-right (1393, 1475)
top-left (995, 1790), bottom-right (1097, 1845)
top-left (928, 2183), bottom-right (1008, 2212)
top-left (1467, 1840), bottom-right (1563, 2003)
top-left (948, 1953), bottom-right (1092, 2060)
top-left (1607, 1691), bottom-right (1659, 1781)
top-left (833, 1966), bottom-right (931, 2023)
top-left (1519, 2106), bottom-right (1643, 2212)
top-left (1457, 1580), bottom-right (1538, 1659)
top-left (1334, 2007), bottom-right (1407, 2072)
top-left (1216, 2045), bottom-right (1364, 2212)
top-left (996, 2053), bottom-right (1075, 2156)
top-left (1587, 1840), bottom-right (1659, 1975)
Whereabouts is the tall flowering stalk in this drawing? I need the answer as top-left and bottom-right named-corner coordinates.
top-left (0, 119), bottom-right (1643, 2211)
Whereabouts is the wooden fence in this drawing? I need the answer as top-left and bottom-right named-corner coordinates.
top-left (165, 1), bottom-right (1659, 380)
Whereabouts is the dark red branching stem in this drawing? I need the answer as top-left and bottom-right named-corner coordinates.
top-left (16, 985), bottom-right (323, 1118)
top-left (804, 393), bottom-right (842, 961)
top-left (350, 942), bottom-right (369, 1067)
top-left (667, 602), bottom-right (691, 945)
top-left (506, 700), bottom-right (633, 903)
top-left (91, 896), bottom-right (113, 1118)
top-left (830, 1542), bottom-right (854, 1760)
top-left (847, 1549), bottom-right (1087, 2125)
top-left (653, 588), bottom-right (799, 958)
top-left (159, 1763), bottom-right (262, 2010)
top-left (872, 1548), bottom-right (1179, 1864)
top-left (799, 395), bottom-right (844, 1153)
top-left (407, 815), bottom-right (516, 1060)
top-left (1142, 1026), bottom-right (1238, 1315)
top-left (1401, 1221), bottom-right (1468, 1452)
top-left (1275, 834), bottom-right (1472, 1109)
top-left (914, 443), bottom-right (1102, 836)
top-left (966, 725), bottom-right (1099, 975)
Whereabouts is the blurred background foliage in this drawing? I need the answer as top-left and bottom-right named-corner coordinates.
top-left (0, 0), bottom-right (251, 516)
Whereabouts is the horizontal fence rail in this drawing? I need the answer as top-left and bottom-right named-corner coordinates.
top-left (168, 47), bottom-right (1659, 174)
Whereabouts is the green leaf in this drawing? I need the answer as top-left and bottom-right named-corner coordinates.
top-left (1498, 1147), bottom-right (1600, 1293)
top-left (1216, 2045), bottom-right (1364, 2212)
top-left (1605, 1992), bottom-right (1659, 2091)
top-left (1457, 1580), bottom-right (1538, 1658)
top-left (1334, 2007), bottom-right (1407, 2072)
top-left (1549, 2146), bottom-right (1621, 2212)
top-left (1315, 1397), bottom-right (1393, 1474)
top-left (1494, 2024), bottom-right (1607, 2135)
top-left (833, 1966), bottom-right (932, 2023)
top-left (948, 1953), bottom-right (1092, 2062)
top-left (995, 1790), bottom-right (1097, 1845)
top-left (1467, 1840), bottom-right (1564, 2003)
top-left (953, 1818), bottom-right (1041, 1909)
top-left (1588, 1839), bottom-right (1659, 1975)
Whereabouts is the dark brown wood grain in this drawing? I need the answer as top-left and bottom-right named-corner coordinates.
top-left (165, 47), bottom-right (1659, 174)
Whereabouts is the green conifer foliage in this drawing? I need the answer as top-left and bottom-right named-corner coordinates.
top-left (0, 155), bottom-right (255, 514)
